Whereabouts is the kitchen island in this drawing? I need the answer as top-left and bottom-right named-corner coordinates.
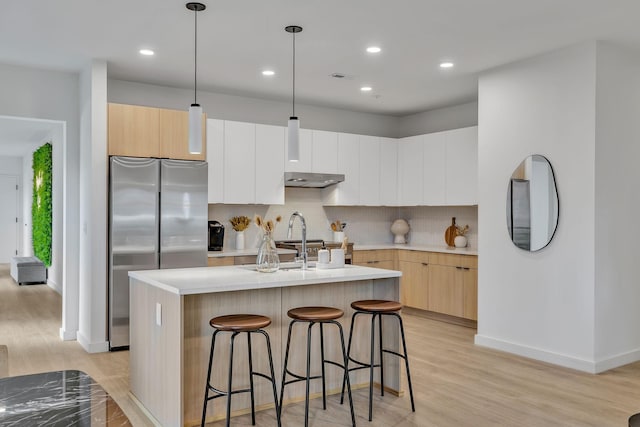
top-left (128, 264), bottom-right (402, 427)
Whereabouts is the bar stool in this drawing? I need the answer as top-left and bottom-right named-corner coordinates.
top-left (201, 314), bottom-right (280, 427)
top-left (341, 300), bottom-right (415, 421)
top-left (279, 306), bottom-right (356, 427)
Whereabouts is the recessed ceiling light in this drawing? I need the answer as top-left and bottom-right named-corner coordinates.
top-left (440, 62), bottom-right (454, 69)
top-left (366, 46), bottom-right (381, 53)
top-left (139, 49), bottom-right (155, 56)
top-left (360, 86), bottom-right (373, 92)
top-left (262, 70), bottom-right (275, 76)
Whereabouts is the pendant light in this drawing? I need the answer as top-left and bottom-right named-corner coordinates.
top-left (285, 25), bottom-right (303, 162)
top-left (186, 2), bottom-right (206, 154)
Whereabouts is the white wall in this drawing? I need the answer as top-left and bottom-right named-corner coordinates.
top-left (476, 42), bottom-right (598, 371)
top-left (209, 189), bottom-right (478, 250)
top-left (593, 43), bottom-right (640, 370)
top-left (396, 101), bottom-right (478, 138)
top-left (108, 79), bottom-right (400, 138)
top-left (0, 62), bottom-right (80, 341)
top-left (77, 60), bottom-right (109, 353)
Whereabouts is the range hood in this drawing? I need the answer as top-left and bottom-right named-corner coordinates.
top-left (284, 172), bottom-right (345, 188)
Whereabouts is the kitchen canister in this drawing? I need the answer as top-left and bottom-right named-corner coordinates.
top-left (330, 249), bottom-right (345, 267)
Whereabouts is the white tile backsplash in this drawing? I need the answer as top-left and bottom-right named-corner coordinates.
top-left (209, 188), bottom-right (478, 250)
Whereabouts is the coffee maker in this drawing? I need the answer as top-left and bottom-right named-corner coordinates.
top-left (208, 221), bottom-right (225, 251)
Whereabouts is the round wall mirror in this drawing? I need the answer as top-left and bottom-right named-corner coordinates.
top-left (506, 155), bottom-right (559, 251)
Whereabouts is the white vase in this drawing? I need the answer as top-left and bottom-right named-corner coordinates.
top-left (236, 231), bottom-right (245, 250)
top-left (454, 235), bottom-right (467, 248)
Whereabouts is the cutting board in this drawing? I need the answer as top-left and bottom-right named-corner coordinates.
top-left (444, 217), bottom-right (457, 247)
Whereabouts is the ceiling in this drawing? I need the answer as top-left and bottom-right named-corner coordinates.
top-left (2, 1), bottom-right (640, 116)
top-left (0, 117), bottom-right (59, 157)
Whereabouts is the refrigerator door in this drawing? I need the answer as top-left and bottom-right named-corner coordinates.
top-left (160, 159), bottom-right (208, 269)
top-left (109, 157), bottom-right (160, 350)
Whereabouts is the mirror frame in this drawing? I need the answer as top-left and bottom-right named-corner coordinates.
top-left (506, 154), bottom-right (559, 252)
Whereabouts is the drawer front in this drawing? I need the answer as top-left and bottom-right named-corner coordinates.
top-left (397, 250), bottom-right (429, 264)
top-left (207, 257), bottom-right (234, 267)
top-left (430, 253), bottom-right (477, 269)
top-left (353, 249), bottom-right (395, 264)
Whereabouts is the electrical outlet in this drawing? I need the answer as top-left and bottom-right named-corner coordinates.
top-left (156, 303), bottom-right (162, 326)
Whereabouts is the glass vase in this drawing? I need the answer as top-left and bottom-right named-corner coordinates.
top-left (256, 232), bottom-right (280, 273)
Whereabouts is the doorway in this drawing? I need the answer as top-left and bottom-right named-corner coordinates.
top-left (0, 174), bottom-right (18, 262)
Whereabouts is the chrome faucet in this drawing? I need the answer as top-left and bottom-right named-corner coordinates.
top-left (287, 211), bottom-right (308, 270)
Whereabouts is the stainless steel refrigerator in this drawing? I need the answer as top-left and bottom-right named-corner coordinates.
top-left (108, 156), bottom-right (208, 350)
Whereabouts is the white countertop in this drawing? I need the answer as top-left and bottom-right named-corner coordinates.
top-left (129, 264), bottom-right (401, 296)
top-left (208, 248), bottom-right (297, 258)
top-left (353, 243), bottom-right (478, 256)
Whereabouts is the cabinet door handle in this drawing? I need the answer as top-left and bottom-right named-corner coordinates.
top-left (367, 260), bottom-right (379, 264)
top-left (456, 266), bottom-right (463, 270)
top-left (463, 267), bottom-right (470, 271)
top-left (421, 262), bottom-right (429, 266)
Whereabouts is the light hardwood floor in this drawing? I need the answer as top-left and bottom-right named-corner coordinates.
top-left (1, 264), bottom-right (640, 426)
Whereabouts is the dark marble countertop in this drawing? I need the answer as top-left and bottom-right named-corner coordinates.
top-left (0, 370), bottom-right (131, 426)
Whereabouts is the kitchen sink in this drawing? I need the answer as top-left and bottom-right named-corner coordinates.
top-left (240, 262), bottom-right (316, 272)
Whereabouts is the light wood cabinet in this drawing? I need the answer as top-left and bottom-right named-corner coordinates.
top-left (395, 249), bottom-right (477, 321)
top-left (159, 109), bottom-right (206, 160)
top-left (108, 103), bottom-right (206, 160)
top-left (397, 250), bottom-right (429, 310)
top-left (352, 249), bottom-right (395, 269)
top-left (108, 103), bottom-right (160, 157)
top-left (207, 257), bottom-right (234, 267)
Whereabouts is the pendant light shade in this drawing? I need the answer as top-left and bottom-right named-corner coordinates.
top-left (285, 25), bottom-right (303, 162)
top-left (287, 117), bottom-right (300, 161)
top-left (186, 2), bottom-right (206, 154)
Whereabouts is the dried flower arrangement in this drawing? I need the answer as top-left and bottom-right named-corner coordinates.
top-left (255, 215), bottom-right (282, 234)
top-left (230, 216), bottom-right (251, 232)
top-left (330, 220), bottom-right (345, 232)
top-left (456, 224), bottom-right (470, 236)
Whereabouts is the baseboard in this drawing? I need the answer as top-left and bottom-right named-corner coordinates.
top-left (474, 334), bottom-right (597, 373)
top-left (59, 327), bottom-right (77, 341)
top-left (594, 348), bottom-right (640, 373)
top-left (47, 278), bottom-right (61, 294)
top-left (77, 331), bottom-right (109, 353)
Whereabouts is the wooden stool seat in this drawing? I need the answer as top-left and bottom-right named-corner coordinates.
top-left (351, 299), bottom-right (402, 313)
top-left (287, 306), bottom-right (344, 321)
top-left (210, 314), bottom-right (271, 332)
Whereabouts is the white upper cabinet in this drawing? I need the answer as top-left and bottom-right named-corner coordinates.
top-left (311, 130), bottom-right (338, 173)
top-left (223, 121), bottom-right (255, 204)
top-left (284, 128), bottom-right (312, 172)
top-left (445, 126), bottom-right (478, 205)
top-left (397, 135), bottom-right (424, 206)
top-left (359, 135), bottom-right (381, 206)
top-left (255, 124), bottom-right (285, 205)
top-left (379, 137), bottom-right (398, 206)
top-left (423, 131), bottom-right (446, 205)
top-left (323, 133), bottom-right (360, 205)
top-left (206, 119), bottom-right (224, 203)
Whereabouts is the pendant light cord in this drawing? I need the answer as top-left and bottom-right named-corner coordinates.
top-left (292, 31), bottom-right (296, 117)
top-left (194, 7), bottom-right (198, 105)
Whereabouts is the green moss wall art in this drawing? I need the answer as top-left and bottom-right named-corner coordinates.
top-left (32, 143), bottom-right (52, 267)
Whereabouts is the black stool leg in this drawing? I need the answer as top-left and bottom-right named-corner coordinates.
top-left (201, 329), bottom-right (220, 427)
top-left (368, 313), bottom-right (376, 421)
top-left (395, 313), bottom-right (415, 412)
top-left (226, 332), bottom-right (238, 427)
top-left (279, 320), bottom-right (295, 414)
top-left (259, 330), bottom-right (281, 427)
top-left (341, 311), bottom-right (360, 404)
top-left (304, 321), bottom-right (314, 427)
top-left (379, 314), bottom-right (385, 397)
top-left (320, 322), bottom-right (327, 410)
top-left (333, 320), bottom-right (356, 427)
top-left (247, 332), bottom-right (256, 425)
